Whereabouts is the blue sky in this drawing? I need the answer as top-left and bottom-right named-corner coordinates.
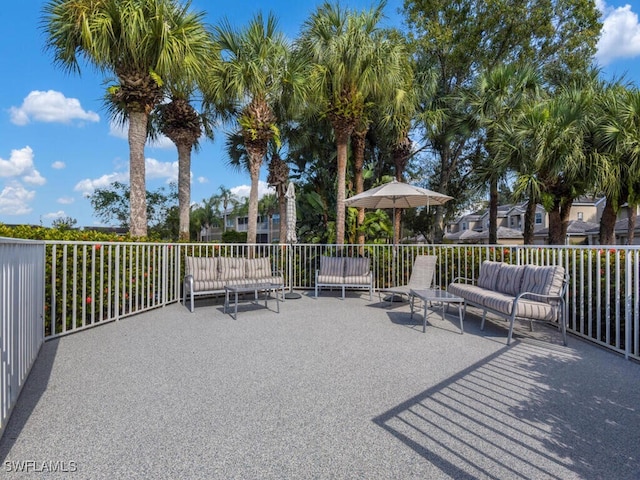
top-left (1, 0), bottom-right (639, 228)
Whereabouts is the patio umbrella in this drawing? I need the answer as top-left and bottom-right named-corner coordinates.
top-left (285, 182), bottom-right (297, 244)
top-left (345, 179), bottom-right (453, 244)
top-left (284, 182), bottom-right (301, 299)
top-left (346, 179), bottom-right (453, 294)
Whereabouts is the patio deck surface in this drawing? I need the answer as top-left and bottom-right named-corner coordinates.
top-left (1, 291), bottom-right (639, 479)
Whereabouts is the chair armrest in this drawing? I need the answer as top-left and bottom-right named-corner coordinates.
top-left (515, 291), bottom-right (563, 303)
top-left (184, 274), bottom-right (194, 292)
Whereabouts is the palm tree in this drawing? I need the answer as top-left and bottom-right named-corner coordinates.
top-left (298, 1), bottom-right (388, 245)
top-left (215, 186), bottom-right (238, 234)
top-left (493, 102), bottom-right (548, 244)
top-left (258, 193), bottom-right (279, 242)
top-left (505, 84), bottom-right (597, 244)
top-left (375, 41), bottom-right (427, 244)
top-left (466, 64), bottom-right (541, 244)
top-left (348, 29), bottom-right (409, 246)
top-left (153, 78), bottom-right (216, 241)
top-left (43, 0), bottom-right (211, 237)
top-left (593, 85), bottom-right (640, 245)
top-left (190, 195), bottom-right (221, 241)
top-left (204, 13), bottom-right (305, 244)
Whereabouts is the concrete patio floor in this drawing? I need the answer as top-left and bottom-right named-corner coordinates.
top-left (1, 291), bottom-right (639, 479)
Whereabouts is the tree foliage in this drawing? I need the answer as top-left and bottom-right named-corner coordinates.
top-left (89, 182), bottom-right (179, 239)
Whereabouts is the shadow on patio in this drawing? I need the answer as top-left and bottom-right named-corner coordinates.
top-left (1, 292), bottom-right (639, 479)
top-left (374, 336), bottom-right (640, 479)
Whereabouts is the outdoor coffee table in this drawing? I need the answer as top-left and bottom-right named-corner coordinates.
top-left (409, 288), bottom-right (465, 334)
top-left (224, 283), bottom-right (283, 320)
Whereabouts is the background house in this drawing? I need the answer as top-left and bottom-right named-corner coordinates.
top-left (200, 213), bottom-right (281, 243)
top-left (445, 197), bottom-right (609, 245)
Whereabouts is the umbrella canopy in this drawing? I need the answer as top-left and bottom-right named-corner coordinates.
top-left (345, 179), bottom-right (452, 209)
top-left (285, 181), bottom-right (297, 244)
top-left (345, 179), bottom-right (453, 244)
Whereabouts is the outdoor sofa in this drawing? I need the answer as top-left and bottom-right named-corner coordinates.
top-left (315, 255), bottom-right (373, 300)
top-left (448, 261), bottom-right (569, 345)
top-left (183, 256), bottom-right (284, 312)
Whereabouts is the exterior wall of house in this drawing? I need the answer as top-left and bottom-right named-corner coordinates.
top-left (200, 215), bottom-right (281, 243)
top-left (569, 204), bottom-right (598, 223)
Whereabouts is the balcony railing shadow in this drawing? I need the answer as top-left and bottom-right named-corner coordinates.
top-left (373, 336), bottom-right (640, 479)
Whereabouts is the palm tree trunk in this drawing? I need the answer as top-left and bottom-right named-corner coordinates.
top-left (392, 135), bottom-right (411, 246)
top-left (335, 130), bottom-right (349, 246)
top-left (278, 185), bottom-right (287, 243)
top-left (247, 158), bottom-right (261, 244)
top-left (599, 198), bottom-right (617, 245)
top-left (177, 142), bottom-right (192, 241)
top-left (523, 200), bottom-right (536, 245)
top-left (628, 205), bottom-right (637, 245)
top-left (489, 176), bottom-right (498, 244)
top-left (559, 198), bottom-right (573, 242)
top-left (548, 203), bottom-right (561, 245)
top-left (352, 130), bottom-right (366, 246)
top-left (128, 110), bottom-right (148, 238)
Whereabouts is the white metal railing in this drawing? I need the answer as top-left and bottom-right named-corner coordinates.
top-left (2, 240), bottom-right (639, 438)
top-left (1, 238), bottom-right (45, 439)
top-left (32, 241), bottom-right (640, 362)
top-left (44, 241), bottom-right (181, 338)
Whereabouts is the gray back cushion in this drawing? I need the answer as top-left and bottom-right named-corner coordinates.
top-left (477, 261), bottom-right (503, 290)
top-left (494, 264), bottom-right (525, 296)
top-left (520, 265), bottom-right (566, 297)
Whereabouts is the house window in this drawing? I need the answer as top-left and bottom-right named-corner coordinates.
top-left (462, 222), bottom-right (467, 231)
top-left (535, 213), bottom-right (542, 225)
top-left (577, 212), bottom-right (584, 221)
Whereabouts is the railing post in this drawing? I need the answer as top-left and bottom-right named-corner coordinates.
top-left (625, 249), bottom-right (632, 360)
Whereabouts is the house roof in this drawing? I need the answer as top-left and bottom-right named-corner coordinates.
top-left (535, 219), bottom-right (600, 236)
top-left (467, 226), bottom-right (524, 240)
top-left (573, 196), bottom-right (606, 206)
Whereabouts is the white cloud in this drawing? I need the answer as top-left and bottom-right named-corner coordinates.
top-left (0, 182), bottom-right (35, 215)
top-left (9, 90), bottom-right (100, 126)
top-left (0, 146), bottom-right (46, 186)
top-left (73, 157), bottom-right (180, 195)
top-left (74, 172), bottom-right (128, 196)
top-left (43, 210), bottom-right (65, 219)
top-left (231, 181), bottom-right (275, 199)
top-left (109, 120), bottom-right (174, 148)
top-left (57, 197), bottom-right (74, 205)
top-left (52, 161), bottom-right (66, 169)
top-left (197, 176), bottom-right (208, 184)
top-left (146, 157), bottom-right (179, 182)
top-left (596, 1), bottom-right (640, 65)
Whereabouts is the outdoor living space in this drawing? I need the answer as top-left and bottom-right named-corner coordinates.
top-left (1, 292), bottom-right (639, 479)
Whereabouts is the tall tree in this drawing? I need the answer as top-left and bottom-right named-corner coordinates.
top-left (403, 0), bottom-right (601, 241)
top-left (594, 85), bottom-right (640, 245)
top-left (465, 63), bottom-right (541, 244)
top-left (43, 0), bottom-right (211, 237)
top-left (299, 1), bottom-right (389, 245)
top-left (153, 76), bottom-right (216, 241)
top-left (504, 83), bottom-right (598, 244)
top-left (350, 28), bottom-right (409, 245)
top-left (204, 13), bottom-right (305, 244)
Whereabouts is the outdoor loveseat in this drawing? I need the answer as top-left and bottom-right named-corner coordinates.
top-left (448, 261), bottom-right (569, 345)
top-left (315, 255), bottom-right (373, 300)
top-left (183, 256), bottom-right (284, 312)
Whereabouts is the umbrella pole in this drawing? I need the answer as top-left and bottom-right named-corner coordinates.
top-left (386, 207), bottom-right (403, 303)
top-left (285, 244), bottom-right (301, 300)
